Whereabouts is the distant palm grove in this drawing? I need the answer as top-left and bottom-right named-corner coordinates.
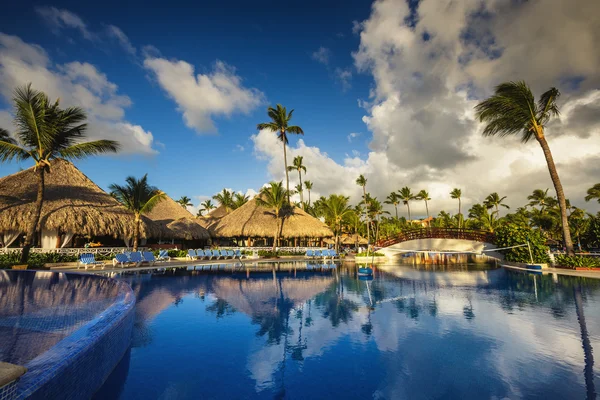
top-left (1, 82), bottom-right (599, 257)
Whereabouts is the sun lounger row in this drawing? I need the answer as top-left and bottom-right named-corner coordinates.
top-left (186, 249), bottom-right (246, 260)
top-left (112, 251), bottom-right (159, 268)
top-left (306, 263), bottom-right (337, 270)
top-left (305, 249), bottom-right (338, 259)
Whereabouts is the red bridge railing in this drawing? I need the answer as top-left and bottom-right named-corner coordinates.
top-left (377, 228), bottom-right (496, 248)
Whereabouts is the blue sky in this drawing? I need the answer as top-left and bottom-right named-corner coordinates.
top-left (1, 0), bottom-right (599, 215)
top-left (0, 0), bottom-right (374, 202)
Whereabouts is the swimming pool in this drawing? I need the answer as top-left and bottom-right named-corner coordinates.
top-left (96, 262), bottom-right (600, 399)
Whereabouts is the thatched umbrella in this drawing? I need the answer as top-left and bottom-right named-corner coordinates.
top-left (212, 198), bottom-right (333, 239)
top-left (341, 234), bottom-right (368, 245)
top-left (144, 196), bottom-right (210, 239)
top-left (0, 159), bottom-right (157, 242)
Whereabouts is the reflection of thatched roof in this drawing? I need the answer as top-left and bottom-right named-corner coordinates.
top-left (145, 196), bottom-right (210, 239)
top-left (212, 199), bottom-right (333, 238)
top-left (198, 205), bottom-right (229, 229)
top-left (341, 234), bottom-right (368, 245)
top-left (211, 276), bottom-right (333, 317)
top-left (0, 159), bottom-right (155, 237)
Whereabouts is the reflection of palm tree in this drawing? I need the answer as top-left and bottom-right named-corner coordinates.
top-left (206, 298), bottom-right (236, 318)
top-left (573, 285), bottom-right (596, 400)
top-left (463, 298), bottom-right (475, 320)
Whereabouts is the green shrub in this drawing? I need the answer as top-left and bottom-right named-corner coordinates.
top-left (356, 251), bottom-right (384, 257)
top-left (555, 255), bottom-right (600, 269)
top-left (495, 224), bottom-right (550, 263)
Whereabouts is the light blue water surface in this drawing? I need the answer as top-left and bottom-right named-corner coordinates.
top-left (96, 263), bottom-right (600, 399)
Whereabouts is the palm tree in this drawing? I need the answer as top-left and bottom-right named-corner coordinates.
top-left (417, 190), bottom-right (431, 223)
top-left (318, 194), bottom-right (353, 252)
top-left (368, 198), bottom-right (389, 244)
top-left (0, 84), bottom-right (119, 262)
top-left (109, 174), bottom-right (166, 251)
top-left (475, 81), bottom-right (574, 255)
top-left (196, 209), bottom-right (205, 217)
top-left (356, 175), bottom-right (370, 244)
top-left (585, 184), bottom-right (600, 204)
top-left (384, 192), bottom-right (401, 219)
top-left (233, 193), bottom-right (249, 209)
top-left (255, 181), bottom-right (288, 252)
top-left (528, 188), bottom-right (551, 210)
top-left (304, 180), bottom-right (313, 206)
top-left (398, 187), bottom-right (416, 222)
top-left (257, 104), bottom-right (304, 202)
top-left (212, 189), bottom-right (235, 211)
top-left (450, 188), bottom-right (462, 228)
top-left (287, 156), bottom-right (307, 208)
top-left (200, 199), bottom-right (216, 215)
top-left (483, 192), bottom-right (509, 216)
top-left (177, 196), bottom-right (193, 209)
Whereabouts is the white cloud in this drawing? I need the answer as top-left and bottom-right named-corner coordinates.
top-left (0, 33), bottom-right (157, 155)
top-left (235, 144), bottom-right (245, 152)
top-left (106, 25), bottom-right (136, 56)
top-left (144, 58), bottom-right (264, 133)
top-left (311, 47), bottom-right (331, 65)
top-left (35, 6), bottom-right (95, 40)
top-left (335, 67), bottom-right (353, 91)
top-left (347, 132), bottom-right (361, 142)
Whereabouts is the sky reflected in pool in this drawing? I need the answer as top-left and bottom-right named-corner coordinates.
top-left (96, 263), bottom-right (600, 399)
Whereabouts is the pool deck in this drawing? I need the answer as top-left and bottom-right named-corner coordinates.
top-left (500, 263), bottom-right (600, 279)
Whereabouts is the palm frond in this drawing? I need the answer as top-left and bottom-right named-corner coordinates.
top-left (537, 87), bottom-right (561, 125)
top-left (0, 140), bottom-right (30, 162)
top-left (140, 191), bottom-right (167, 214)
top-left (59, 140), bottom-right (119, 159)
top-left (286, 125), bottom-right (304, 135)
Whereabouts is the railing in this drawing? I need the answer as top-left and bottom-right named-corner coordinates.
top-left (377, 228), bottom-right (496, 248)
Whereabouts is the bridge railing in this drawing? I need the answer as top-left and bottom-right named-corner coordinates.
top-left (377, 228), bottom-right (496, 247)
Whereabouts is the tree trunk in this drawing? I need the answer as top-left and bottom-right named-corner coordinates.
top-left (425, 200), bottom-right (430, 226)
top-left (283, 132), bottom-right (290, 203)
top-left (363, 187), bottom-right (370, 245)
top-left (407, 203), bottom-right (411, 222)
top-left (273, 218), bottom-right (280, 253)
top-left (308, 190), bottom-right (311, 206)
top-left (536, 133), bottom-right (575, 255)
top-left (298, 171), bottom-right (304, 208)
top-left (458, 198), bottom-right (462, 229)
top-left (394, 205), bottom-right (398, 220)
top-left (133, 214), bottom-right (140, 252)
top-left (21, 168), bottom-right (45, 263)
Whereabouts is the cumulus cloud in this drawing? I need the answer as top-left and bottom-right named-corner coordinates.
top-left (0, 33), bottom-right (157, 155)
top-left (253, 0), bottom-right (600, 215)
top-left (311, 47), bottom-right (331, 65)
top-left (35, 6), bottom-right (95, 40)
top-left (144, 58), bottom-right (264, 133)
top-left (106, 25), bottom-right (136, 56)
top-left (347, 132), bottom-right (361, 142)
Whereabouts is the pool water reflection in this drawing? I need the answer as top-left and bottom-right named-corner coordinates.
top-left (97, 263), bottom-right (600, 399)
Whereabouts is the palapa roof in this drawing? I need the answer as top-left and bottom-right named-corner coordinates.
top-left (197, 204), bottom-right (229, 229)
top-left (341, 233), bottom-right (368, 245)
top-left (0, 159), bottom-right (156, 238)
top-left (212, 198), bottom-right (333, 238)
top-left (144, 195), bottom-right (210, 239)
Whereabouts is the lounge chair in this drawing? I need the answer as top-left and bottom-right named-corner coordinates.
top-left (329, 249), bottom-right (338, 258)
top-left (142, 251), bottom-right (157, 266)
top-left (227, 250), bottom-right (235, 258)
top-left (306, 250), bottom-right (314, 258)
top-left (157, 250), bottom-right (171, 262)
top-left (234, 249), bottom-right (246, 260)
top-left (211, 249), bottom-right (221, 260)
top-left (113, 253), bottom-right (133, 268)
top-left (313, 250), bottom-right (322, 258)
top-left (196, 249), bottom-right (206, 260)
top-left (129, 251), bottom-right (145, 267)
top-left (186, 249), bottom-right (198, 260)
top-left (79, 253), bottom-right (104, 269)
top-left (220, 249), bottom-right (229, 259)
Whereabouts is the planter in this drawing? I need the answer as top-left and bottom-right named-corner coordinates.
top-left (11, 265), bottom-right (27, 270)
top-left (574, 267), bottom-right (600, 271)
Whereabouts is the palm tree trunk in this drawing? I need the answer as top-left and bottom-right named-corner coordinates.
top-left (21, 168), bottom-right (45, 263)
top-left (407, 203), bottom-right (411, 222)
top-left (394, 205), bottom-right (398, 220)
top-left (273, 216), bottom-right (281, 253)
top-left (308, 190), bottom-right (311, 206)
top-left (298, 171), bottom-right (304, 208)
top-left (536, 133), bottom-right (575, 255)
top-left (425, 200), bottom-right (430, 226)
top-left (458, 198), bottom-right (462, 229)
top-left (133, 214), bottom-right (140, 252)
top-left (283, 134), bottom-right (290, 203)
top-left (363, 187), bottom-right (370, 245)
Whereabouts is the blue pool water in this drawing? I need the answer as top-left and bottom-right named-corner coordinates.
top-left (97, 262), bottom-right (600, 399)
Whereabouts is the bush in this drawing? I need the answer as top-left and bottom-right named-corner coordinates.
top-left (555, 255), bottom-right (600, 269)
top-left (0, 252), bottom-right (80, 269)
top-left (495, 224), bottom-right (550, 264)
top-left (356, 251), bottom-right (384, 257)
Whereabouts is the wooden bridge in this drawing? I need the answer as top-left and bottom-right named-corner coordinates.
top-left (377, 228), bottom-right (496, 248)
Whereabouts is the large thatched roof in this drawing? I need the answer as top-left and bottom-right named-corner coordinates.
top-left (212, 198), bottom-right (333, 238)
top-left (197, 204), bottom-right (229, 229)
top-left (0, 159), bottom-right (156, 237)
top-left (144, 196), bottom-right (210, 239)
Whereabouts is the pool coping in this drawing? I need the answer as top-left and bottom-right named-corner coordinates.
top-left (11, 271), bottom-right (135, 399)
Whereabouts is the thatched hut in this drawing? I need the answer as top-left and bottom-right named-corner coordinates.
top-left (198, 205), bottom-right (229, 230)
top-left (212, 198), bottom-right (332, 246)
top-left (0, 159), bottom-right (156, 248)
top-left (341, 234), bottom-right (368, 245)
top-left (144, 196), bottom-right (210, 243)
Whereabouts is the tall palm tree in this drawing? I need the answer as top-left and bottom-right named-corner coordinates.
top-left (109, 174), bottom-right (166, 251)
top-left (304, 180), bottom-right (313, 206)
top-left (475, 81), bottom-right (574, 255)
top-left (585, 184), bottom-right (600, 204)
top-left (417, 190), bottom-right (431, 223)
top-left (287, 156), bottom-right (307, 208)
top-left (196, 209), bottom-right (205, 217)
top-left (528, 188), bottom-right (551, 210)
top-left (212, 189), bottom-right (235, 211)
top-left (257, 104), bottom-right (304, 202)
top-left (384, 192), bottom-right (401, 219)
top-left (177, 196), bottom-right (193, 209)
top-left (318, 194), bottom-right (353, 252)
top-left (200, 199), bottom-right (216, 215)
top-left (368, 198), bottom-right (389, 244)
top-left (0, 84), bottom-right (119, 262)
top-left (233, 193), bottom-right (249, 209)
top-left (450, 188), bottom-right (462, 228)
top-left (356, 175), bottom-right (370, 244)
top-left (483, 192), bottom-right (509, 216)
top-left (255, 181), bottom-right (288, 252)
top-left (398, 187), bottom-right (416, 222)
